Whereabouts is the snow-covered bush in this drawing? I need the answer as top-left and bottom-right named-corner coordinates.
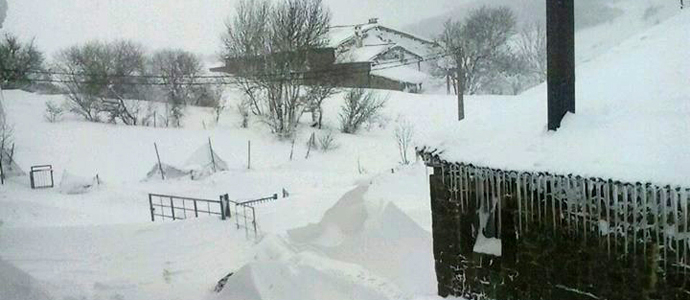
top-left (339, 88), bottom-right (386, 134)
top-left (43, 100), bottom-right (64, 123)
top-left (236, 99), bottom-right (250, 128)
top-left (318, 131), bottom-right (338, 152)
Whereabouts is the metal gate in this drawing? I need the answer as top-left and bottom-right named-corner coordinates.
top-left (30, 165), bottom-right (54, 189)
top-left (148, 193), bottom-right (228, 221)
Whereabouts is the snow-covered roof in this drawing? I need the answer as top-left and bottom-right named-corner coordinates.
top-left (416, 12), bottom-right (690, 187)
top-left (371, 66), bottom-right (429, 84)
top-left (329, 24), bottom-right (439, 60)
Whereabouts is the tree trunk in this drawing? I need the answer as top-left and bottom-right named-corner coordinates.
top-left (457, 63), bottom-right (465, 121)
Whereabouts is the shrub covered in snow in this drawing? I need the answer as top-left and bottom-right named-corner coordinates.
top-left (339, 88), bottom-right (386, 134)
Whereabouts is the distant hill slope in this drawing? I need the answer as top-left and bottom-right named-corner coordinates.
top-left (404, 0), bottom-right (679, 58)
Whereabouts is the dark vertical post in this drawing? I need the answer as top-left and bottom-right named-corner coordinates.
top-left (208, 137), bottom-right (217, 172)
top-left (194, 199), bottom-right (198, 218)
top-left (430, 166), bottom-right (454, 297)
top-left (154, 143), bottom-right (165, 180)
top-left (149, 194), bottom-right (155, 222)
top-left (547, 0), bottom-right (575, 131)
top-left (170, 197), bottom-right (175, 220)
top-left (220, 195), bottom-right (226, 220)
top-left (247, 140), bottom-right (251, 169)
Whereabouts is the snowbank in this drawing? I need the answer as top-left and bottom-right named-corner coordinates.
top-left (419, 11), bottom-right (690, 187)
top-left (0, 258), bottom-right (52, 300)
top-left (59, 171), bottom-right (100, 194)
top-left (289, 184), bottom-right (436, 295)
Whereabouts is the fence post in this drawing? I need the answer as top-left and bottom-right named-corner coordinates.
top-left (149, 194), bottom-right (155, 222)
top-left (247, 140), bottom-right (251, 170)
top-left (220, 195), bottom-right (226, 220)
top-left (194, 199), bottom-right (199, 218)
top-left (224, 194), bottom-right (232, 218)
top-left (170, 197), bottom-right (176, 220)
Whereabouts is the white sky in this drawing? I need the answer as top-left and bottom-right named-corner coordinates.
top-left (3, 0), bottom-right (463, 58)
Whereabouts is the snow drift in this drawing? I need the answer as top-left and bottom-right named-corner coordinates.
top-left (0, 258), bottom-right (52, 300)
top-left (289, 184), bottom-right (436, 295)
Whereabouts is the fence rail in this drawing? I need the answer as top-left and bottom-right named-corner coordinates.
top-left (29, 165), bottom-right (54, 189)
top-left (148, 192), bottom-right (280, 239)
top-left (238, 193), bottom-right (278, 207)
top-left (148, 193), bottom-right (227, 221)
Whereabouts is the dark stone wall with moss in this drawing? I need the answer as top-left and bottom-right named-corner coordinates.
top-left (429, 167), bottom-right (690, 300)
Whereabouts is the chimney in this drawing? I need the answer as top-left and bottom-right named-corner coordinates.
top-left (355, 25), bottom-right (363, 48)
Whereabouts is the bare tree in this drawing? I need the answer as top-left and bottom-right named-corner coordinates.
top-left (305, 79), bottom-right (339, 129)
top-left (436, 6), bottom-right (516, 95)
top-left (54, 40), bottom-right (148, 123)
top-left (515, 22), bottom-right (547, 83)
top-left (149, 49), bottom-right (204, 127)
top-left (394, 119), bottom-right (414, 165)
top-left (222, 0), bottom-right (331, 139)
top-left (339, 88), bottom-right (386, 134)
top-left (0, 33), bottom-right (45, 89)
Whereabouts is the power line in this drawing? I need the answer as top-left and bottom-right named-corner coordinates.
top-left (4, 47), bottom-right (454, 86)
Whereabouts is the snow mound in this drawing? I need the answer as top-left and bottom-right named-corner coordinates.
top-left (183, 143), bottom-right (229, 180)
top-left (0, 150), bottom-right (25, 178)
top-left (145, 143), bottom-right (229, 181)
top-left (289, 184), bottom-right (435, 295)
top-left (421, 11), bottom-right (690, 187)
top-left (145, 163), bottom-right (190, 181)
top-left (212, 261), bottom-right (391, 300)
top-left (59, 171), bottom-right (100, 195)
top-left (0, 258), bottom-right (52, 300)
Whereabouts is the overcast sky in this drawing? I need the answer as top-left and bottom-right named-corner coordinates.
top-left (2, 0), bottom-right (463, 58)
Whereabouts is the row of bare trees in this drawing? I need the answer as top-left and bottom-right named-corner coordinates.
top-left (52, 40), bottom-right (221, 126)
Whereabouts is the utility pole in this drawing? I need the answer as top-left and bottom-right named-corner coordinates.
top-left (546, 0), bottom-right (575, 131)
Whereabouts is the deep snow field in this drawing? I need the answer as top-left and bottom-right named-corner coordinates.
top-left (1, 6), bottom-right (689, 300)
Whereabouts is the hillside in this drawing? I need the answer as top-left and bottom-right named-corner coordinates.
top-left (420, 10), bottom-right (690, 186)
top-left (405, 0), bottom-right (680, 63)
top-left (3, 0), bottom-right (458, 57)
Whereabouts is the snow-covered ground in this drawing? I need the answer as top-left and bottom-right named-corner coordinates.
top-left (1, 6), bottom-right (688, 300)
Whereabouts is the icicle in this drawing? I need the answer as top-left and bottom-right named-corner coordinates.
top-left (529, 174), bottom-right (535, 225)
top-left (517, 174), bottom-right (523, 234)
top-left (582, 178), bottom-right (589, 244)
top-left (632, 185), bottom-right (638, 255)
top-left (463, 165), bottom-right (468, 212)
top-left (653, 187), bottom-right (660, 255)
top-left (673, 188), bottom-right (679, 266)
top-left (588, 180), bottom-right (601, 239)
top-left (613, 184), bottom-right (619, 253)
top-left (680, 189), bottom-right (690, 280)
top-left (623, 184), bottom-right (629, 256)
top-left (550, 176), bottom-right (557, 230)
top-left (640, 185), bottom-right (649, 261)
top-left (574, 177), bottom-right (580, 235)
top-left (497, 172), bottom-right (502, 237)
top-left (662, 187), bottom-right (668, 269)
top-left (605, 181), bottom-right (611, 256)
